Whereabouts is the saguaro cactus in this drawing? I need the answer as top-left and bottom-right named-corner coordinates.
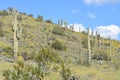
top-left (109, 36), bottom-right (112, 56)
top-left (64, 21), bottom-right (67, 28)
top-left (58, 19), bottom-right (61, 26)
top-left (87, 28), bottom-right (91, 65)
top-left (70, 25), bottom-right (74, 31)
top-left (95, 31), bottom-right (97, 47)
top-left (10, 9), bottom-right (22, 61)
top-left (91, 29), bottom-right (94, 49)
top-left (97, 34), bottom-right (101, 47)
top-left (13, 9), bottom-right (18, 61)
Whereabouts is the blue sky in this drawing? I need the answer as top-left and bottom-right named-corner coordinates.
top-left (0, 0), bottom-right (120, 40)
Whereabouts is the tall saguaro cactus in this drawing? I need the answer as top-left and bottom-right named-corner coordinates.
top-left (95, 31), bottom-right (98, 47)
top-left (97, 34), bottom-right (101, 47)
top-left (109, 36), bottom-right (112, 56)
top-left (9, 9), bottom-right (22, 61)
top-left (13, 9), bottom-right (18, 61)
top-left (87, 28), bottom-right (91, 65)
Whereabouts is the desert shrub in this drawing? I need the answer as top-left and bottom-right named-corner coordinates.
top-left (60, 62), bottom-right (71, 80)
top-left (82, 37), bottom-right (88, 48)
top-left (82, 31), bottom-right (87, 35)
top-left (71, 35), bottom-right (77, 41)
top-left (113, 60), bottom-right (120, 70)
top-left (3, 47), bottom-right (61, 80)
top-left (51, 39), bottom-right (66, 51)
top-left (17, 15), bottom-right (22, 20)
top-left (52, 26), bottom-right (64, 35)
top-left (60, 62), bottom-right (79, 80)
top-left (112, 54), bottom-right (120, 70)
top-left (20, 47), bottom-right (35, 60)
top-left (0, 10), bottom-right (8, 16)
top-left (53, 64), bottom-right (60, 72)
top-left (35, 47), bottom-right (61, 74)
top-left (28, 14), bottom-right (33, 17)
top-left (92, 49), bottom-right (110, 61)
top-left (2, 46), bottom-right (14, 57)
top-left (45, 19), bottom-right (52, 23)
top-left (0, 26), bottom-right (4, 37)
top-left (3, 57), bottom-right (44, 80)
top-left (37, 15), bottom-right (44, 22)
top-left (35, 47), bottom-right (61, 64)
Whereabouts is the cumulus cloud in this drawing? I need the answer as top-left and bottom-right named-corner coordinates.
top-left (74, 24), bottom-right (86, 32)
top-left (94, 25), bottom-right (120, 39)
top-left (68, 23), bottom-right (86, 32)
top-left (68, 23), bottom-right (120, 39)
top-left (87, 12), bottom-right (96, 19)
top-left (84, 0), bottom-right (120, 5)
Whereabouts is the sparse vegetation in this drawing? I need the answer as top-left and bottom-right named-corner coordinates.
top-left (51, 39), bottom-right (66, 51)
top-left (52, 26), bottom-right (64, 35)
top-left (0, 8), bottom-right (120, 80)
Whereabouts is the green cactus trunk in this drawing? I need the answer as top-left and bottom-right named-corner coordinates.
top-left (95, 31), bottom-right (97, 47)
top-left (13, 10), bottom-right (18, 62)
top-left (87, 28), bottom-right (91, 65)
top-left (91, 29), bottom-right (93, 50)
top-left (98, 36), bottom-right (100, 47)
top-left (79, 27), bottom-right (82, 64)
top-left (109, 37), bottom-right (111, 56)
top-left (14, 30), bottom-right (18, 61)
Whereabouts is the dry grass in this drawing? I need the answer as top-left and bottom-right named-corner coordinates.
top-left (0, 61), bottom-right (13, 80)
top-left (70, 63), bottom-right (120, 80)
top-left (0, 61), bottom-right (120, 80)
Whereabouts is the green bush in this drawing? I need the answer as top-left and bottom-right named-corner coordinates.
top-left (114, 61), bottom-right (120, 70)
top-left (3, 61), bottom-right (44, 80)
top-left (2, 46), bottom-right (14, 57)
top-left (3, 47), bottom-right (61, 80)
top-left (51, 39), bottom-right (66, 51)
top-left (52, 26), bottom-right (64, 35)
top-left (82, 37), bottom-right (88, 49)
top-left (92, 49), bottom-right (110, 61)
top-left (0, 26), bottom-right (4, 37)
top-left (112, 54), bottom-right (120, 70)
top-left (45, 19), bottom-right (52, 23)
top-left (60, 62), bottom-right (79, 80)
top-left (0, 10), bottom-right (8, 16)
top-left (37, 15), bottom-right (44, 22)
top-left (35, 47), bottom-right (61, 64)
top-left (60, 62), bottom-right (71, 80)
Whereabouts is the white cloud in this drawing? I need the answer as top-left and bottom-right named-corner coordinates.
top-left (68, 23), bottom-right (120, 39)
top-left (84, 0), bottom-right (120, 5)
top-left (94, 25), bottom-right (120, 39)
top-left (68, 23), bottom-right (86, 32)
top-left (87, 12), bottom-right (96, 19)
